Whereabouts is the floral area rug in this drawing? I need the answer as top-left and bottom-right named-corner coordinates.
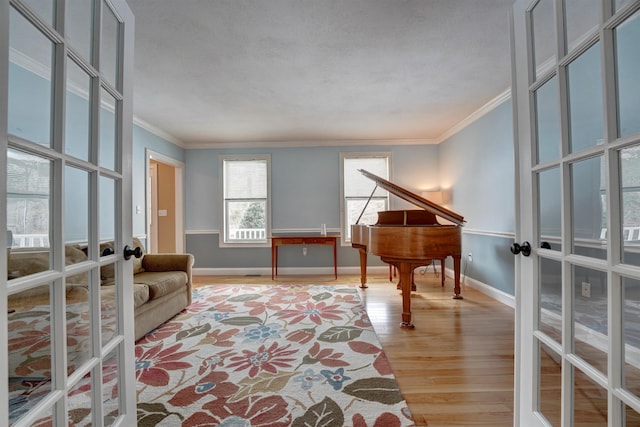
top-left (135, 284), bottom-right (414, 426)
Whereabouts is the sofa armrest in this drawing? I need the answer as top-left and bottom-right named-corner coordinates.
top-left (140, 253), bottom-right (194, 305)
top-left (141, 253), bottom-right (194, 274)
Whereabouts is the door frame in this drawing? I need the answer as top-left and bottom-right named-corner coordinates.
top-left (145, 149), bottom-right (184, 253)
top-left (512, 0), bottom-right (640, 425)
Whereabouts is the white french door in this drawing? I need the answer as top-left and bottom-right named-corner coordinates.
top-left (1, 0), bottom-right (136, 425)
top-left (512, 0), bottom-right (640, 425)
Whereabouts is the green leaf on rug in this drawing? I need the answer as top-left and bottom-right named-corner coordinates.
top-left (334, 288), bottom-right (358, 294)
top-left (231, 371), bottom-right (300, 402)
top-left (312, 291), bottom-right (333, 301)
top-left (137, 402), bottom-right (184, 426)
top-left (343, 378), bottom-right (405, 404)
top-left (10, 310), bottom-right (50, 320)
top-left (176, 323), bottom-right (211, 341)
top-left (292, 396), bottom-right (344, 427)
top-left (69, 407), bottom-right (91, 424)
top-left (227, 294), bottom-right (262, 302)
top-left (219, 316), bottom-right (264, 326)
top-left (318, 326), bottom-right (363, 342)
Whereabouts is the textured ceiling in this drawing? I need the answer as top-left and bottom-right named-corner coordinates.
top-left (128, 0), bottom-right (515, 147)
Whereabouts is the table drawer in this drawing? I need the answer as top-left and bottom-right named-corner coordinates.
top-left (303, 238), bottom-right (332, 245)
top-left (277, 238), bottom-right (304, 245)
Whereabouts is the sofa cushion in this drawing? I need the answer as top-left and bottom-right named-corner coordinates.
top-left (133, 284), bottom-right (150, 309)
top-left (134, 271), bottom-right (187, 300)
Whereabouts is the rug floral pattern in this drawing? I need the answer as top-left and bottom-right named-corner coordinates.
top-left (134, 284), bottom-right (414, 426)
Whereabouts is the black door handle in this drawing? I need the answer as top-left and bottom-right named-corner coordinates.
top-left (124, 245), bottom-right (142, 260)
top-left (510, 241), bottom-right (531, 257)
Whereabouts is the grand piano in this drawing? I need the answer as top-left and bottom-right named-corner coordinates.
top-left (351, 169), bottom-right (465, 328)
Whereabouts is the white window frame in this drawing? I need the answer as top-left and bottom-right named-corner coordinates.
top-left (218, 154), bottom-right (271, 248)
top-left (340, 152), bottom-right (391, 245)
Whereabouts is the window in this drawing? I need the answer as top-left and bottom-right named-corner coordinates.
top-left (219, 154), bottom-right (271, 246)
top-left (341, 152), bottom-right (391, 243)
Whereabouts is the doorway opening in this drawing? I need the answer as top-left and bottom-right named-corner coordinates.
top-left (146, 149), bottom-right (185, 253)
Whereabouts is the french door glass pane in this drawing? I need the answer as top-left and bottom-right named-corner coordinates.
top-left (7, 149), bottom-right (51, 278)
top-left (65, 59), bottom-right (91, 161)
top-left (100, 176), bottom-right (116, 242)
top-left (535, 76), bottom-right (561, 164)
top-left (8, 7), bottom-right (53, 147)
top-left (66, 0), bottom-right (94, 63)
top-left (623, 277), bottom-right (640, 400)
top-left (626, 404), bottom-right (640, 426)
top-left (615, 10), bottom-right (640, 138)
top-left (8, 283), bottom-right (53, 424)
top-left (540, 257), bottom-right (562, 343)
top-left (531, 0), bottom-right (556, 79)
top-left (101, 1), bottom-right (120, 89)
top-left (22, 0), bottom-right (54, 27)
top-left (538, 340), bottom-right (561, 426)
top-left (621, 144), bottom-right (640, 266)
top-left (573, 266), bottom-right (608, 375)
top-left (571, 156), bottom-right (607, 260)
top-left (65, 166), bottom-right (89, 248)
top-left (102, 348), bottom-right (121, 424)
top-left (565, 0), bottom-right (600, 52)
top-left (68, 373), bottom-right (92, 425)
top-left (616, 0), bottom-right (635, 12)
top-left (102, 277), bottom-right (118, 346)
top-left (567, 43), bottom-right (604, 153)
top-left (99, 89), bottom-right (117, 171)
top-left (574, 366), bottom-right (608, 425)
top-left (538, 167), bottom-right (561, 250)
top-left (66, 272), bottom-right (91, 376)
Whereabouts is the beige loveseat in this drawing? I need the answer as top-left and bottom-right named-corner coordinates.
top-left (7, 238), bottom-right (194, 341)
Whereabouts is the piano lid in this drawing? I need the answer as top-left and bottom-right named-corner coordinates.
top-left (358, 169), bottom-right (465, 226)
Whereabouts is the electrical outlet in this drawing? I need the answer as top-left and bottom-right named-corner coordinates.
top-left (468, 253), bottom-right (473, 262)
top-left (302, 247), bottom-right (308, 256)
top-left (581, 282), bottom-right (591, 298)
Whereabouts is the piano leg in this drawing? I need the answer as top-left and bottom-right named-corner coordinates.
top-left (396, 262), bottom-right (415, 329)
top-left (452, 255), bottom-right (463, 299)
top-left (356, 246), bottom-right (368, 289)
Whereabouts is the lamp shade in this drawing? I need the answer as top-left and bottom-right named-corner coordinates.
top-left (422, 190), bottom-right (444, 205)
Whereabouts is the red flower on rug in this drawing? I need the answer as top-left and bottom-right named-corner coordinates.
top-left (135, 342), bottom-right (198, 387)
top-left (227, 341), bottom-right (297, 378)
top-left (277, 300), bottom-right (345, 325)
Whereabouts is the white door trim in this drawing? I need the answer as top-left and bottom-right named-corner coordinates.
top-left (145, 149), bottom-right (185, 253)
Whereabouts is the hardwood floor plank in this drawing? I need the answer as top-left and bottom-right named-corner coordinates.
top-left (193, 273), bottom-right (515, 426)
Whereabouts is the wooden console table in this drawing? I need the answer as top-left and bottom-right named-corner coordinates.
top-left (271, 235), bottom-right (338, 279)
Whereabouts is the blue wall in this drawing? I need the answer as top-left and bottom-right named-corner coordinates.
top-left (439, 100), bottom-right (516, 296)
top-left (184, 144), bottom-right (442, 271)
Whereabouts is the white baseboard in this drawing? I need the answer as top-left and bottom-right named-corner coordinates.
top-left (194, 266), bottom-right (515, 309)
top-left (193, 266), bottom-right (390, 277)
top-left (445, 267), bottom-right (515, 308)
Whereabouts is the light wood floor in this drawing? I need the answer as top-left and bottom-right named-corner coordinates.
top-left (193, 272), bottom-right (515, 426)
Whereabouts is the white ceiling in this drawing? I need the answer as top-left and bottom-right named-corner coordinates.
top-left (128, 0), bottom-right (515, 148)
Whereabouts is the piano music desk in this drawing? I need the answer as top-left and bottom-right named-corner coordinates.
top-left (271, 235), bottom-right (338, 279)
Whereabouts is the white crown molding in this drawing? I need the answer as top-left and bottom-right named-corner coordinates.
top-left (184, 138), bottom-right (438, 150)
top-left (133, 116), bottom-right (187, 148)
top-left (435, 88), bottom-right (512, 144)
